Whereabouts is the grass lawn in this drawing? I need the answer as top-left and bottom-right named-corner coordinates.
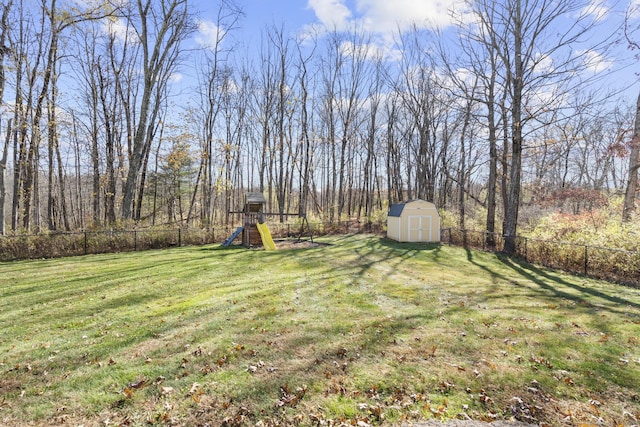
top-left (1, 234), bottom-right (639, 426)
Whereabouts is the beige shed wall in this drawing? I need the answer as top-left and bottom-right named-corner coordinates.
top-left (387, 200), bottom-right (440, 242)
top-left (387, 217), bottom-right (401, 240)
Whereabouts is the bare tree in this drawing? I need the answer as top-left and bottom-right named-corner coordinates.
top-left (294, 30), bottom-right (318, 219)
top-left (334, 30), bottom-right (369, 219)
top-left (4, 0), bottom-right (116, 232)
top-left (394, 27), bottom-right (445, 203)
top-left (121, 0), bottom-right (195, 220)
top-left (623, 92), bottom-right (640, 222)
top-left (194, 0), bottom-right (243, 228)
top-left (268, 24), bottom-right (294, 222)
top-left (622, 5), bottom-right (640, 222)
top-left (360, 52), bottom-right (385, 219)
top-left (469, 0), bottom-right (610, 254)
top-left (0, 0), bottom-right (12, 235)
top-left (446, 1), bottom-right (506, 246)
top-left (317, 31), bottom-right (342, 221)
top-left (0, 119), bottom-right (10, 236)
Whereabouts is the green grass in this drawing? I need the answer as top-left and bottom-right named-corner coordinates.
top-left (1, 234), bottom-right (639, 426)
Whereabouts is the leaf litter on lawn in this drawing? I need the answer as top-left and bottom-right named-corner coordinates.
top-left (0, 235), bottom-right (638, 426)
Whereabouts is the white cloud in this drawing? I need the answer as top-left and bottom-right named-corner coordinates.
top-left (195, 19), bottom-right (222, 49)
top-left (306, 0), bottom-right (469, 62)
top-left (339, 40), bottom-right (385, 60)
top-left (101, 18), bottom-right (138, 42)
top-left (580, 0), bottom-right (609, 22)
top-left (629, 0), bottom-right (640, 19)
top-left (533, 53), bottom-right (554, 74)
top-left (355, 0), bottom-right (469, 33)
top-left (307, 0), bottom-right (469, 35)
top-left (524, 83), bottom-right (567, 114)
top-left (453, 67), bottom-right (476, 85)
top-left (170, 73), bottom-right (183, 83)
top-left (307, 0), bottom-right (352, 30)
top-left (580, 49), bottom-right (613, 73)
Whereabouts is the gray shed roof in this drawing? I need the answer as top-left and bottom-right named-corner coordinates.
top-left (388, 199), bottom-right (438, 217)
top-left (245, 192), bottom-right (266, 204)
top-left (388, 203), bottom-right (406, 217)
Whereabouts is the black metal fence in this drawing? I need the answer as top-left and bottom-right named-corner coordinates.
top-left (0, 219), bottom-right (385, 262)
top-left (441, 228), bottom-right (640, 286)
top-left (2, 224), bottom-right (637, 286)
top-left (0, 228), bottom-right (216, 261)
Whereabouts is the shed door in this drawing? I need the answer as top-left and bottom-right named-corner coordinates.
top-left (407, 215), bottom-right (432, 242)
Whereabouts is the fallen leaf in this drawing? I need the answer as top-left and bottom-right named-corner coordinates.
top-left (275, 384), bottom-right (307, 408)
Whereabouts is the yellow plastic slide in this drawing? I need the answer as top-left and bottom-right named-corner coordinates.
top-left (256, 221), bottom-right (276, 250)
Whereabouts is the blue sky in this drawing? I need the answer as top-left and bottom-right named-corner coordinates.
top-left (186, 0), bottom-right (640, 93)
top-left (82, 0), bottom-right (640, 108)
top-left (191, 0), bottom-right (638, 44)
top-left (192, 0), bottom-right (474, 47)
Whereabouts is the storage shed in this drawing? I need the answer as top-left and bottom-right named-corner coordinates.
top-left (387, 199), bottom-right (440, 242)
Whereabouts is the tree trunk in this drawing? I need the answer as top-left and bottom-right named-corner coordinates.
top-left (47, 99), bottom-right (57, 230)
top-left (0, 1), bottom-right (11, 235)
top-left (122, 0), bottom-right (192, 220)
top-left (485, 99), bottom-right (498, 247)
top-left (0, 120), bottom-right (10, 236)
top-left (458, 91), bottom-right (475, 231)
top-left (503, 0), bottom-right (523, 255)
top-left (622, 91), bottom-right (640, 222)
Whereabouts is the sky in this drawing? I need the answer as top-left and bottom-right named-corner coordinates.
top-left (190, 0), bottom-right (639, 45)
top-left (192, 0), bottom-right (472, 48)
top-left (184, 0), bottom-right (640, 97)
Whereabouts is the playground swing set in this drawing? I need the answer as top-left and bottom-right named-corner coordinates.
top-left (221, 192), bottom-right (313, 250)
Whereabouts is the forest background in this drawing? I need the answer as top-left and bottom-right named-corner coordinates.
top-left (1, 0), bottom-right (640, 256)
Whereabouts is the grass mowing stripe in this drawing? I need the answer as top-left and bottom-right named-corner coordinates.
top-left (1, 234), bottom-right (639, 426)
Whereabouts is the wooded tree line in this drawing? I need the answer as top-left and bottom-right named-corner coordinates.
top-left (0, 0), bottom-right (639, 254)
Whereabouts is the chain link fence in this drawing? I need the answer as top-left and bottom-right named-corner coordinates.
top-left (0, 228), bottom-right (215, 261)
top-left (441, 228), bottom-right (640, 286)
top-left (2, 224), bottom-right (637, 286)
top-left (0, 219), bottom-right (385, 262)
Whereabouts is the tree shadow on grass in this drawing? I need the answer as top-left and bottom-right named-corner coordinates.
top-left (497, 254), bottom-right (640, 311)
top-left (461, 246), bottom-right (640, 317)
top-left (349, 237), bottom-right (443, 284)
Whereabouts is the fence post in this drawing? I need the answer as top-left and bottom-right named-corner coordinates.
top-left (134, 230), bottom-right (137, 251)
top-left (84, 231), bottom-right (88, 255)
top-left (584, 245), bottom-right (588, 276)
top-left (178, 228), bottom-right (182, 247)
top-left (524, 237), bottom-right (527, 262)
